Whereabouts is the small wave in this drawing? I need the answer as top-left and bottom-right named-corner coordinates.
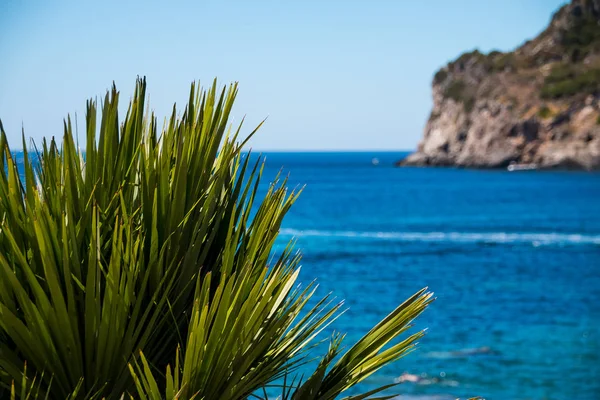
top-left (279, 228), bottom-right (600, 246)
top-left (423, 347), bottom-right (498, 359)
top-left (394, 392), bottom-right (458, 400)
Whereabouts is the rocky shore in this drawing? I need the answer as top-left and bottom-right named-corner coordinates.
top-left (399, 0), bottom-right (600, 170)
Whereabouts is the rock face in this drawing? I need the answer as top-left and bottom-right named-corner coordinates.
top-left (399, 0), bottom-right (600, 170)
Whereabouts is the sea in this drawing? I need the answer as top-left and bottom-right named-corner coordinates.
top-left (12, 151), bottom-right (600, 399)
top-left (257, 151), bottom-right (600, 400)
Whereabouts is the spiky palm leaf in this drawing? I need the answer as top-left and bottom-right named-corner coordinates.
top-left (0, 78), bottom-right (433, 399)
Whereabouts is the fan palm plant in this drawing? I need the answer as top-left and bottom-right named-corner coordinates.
top-left (0, 78), bottom-right (433, 399)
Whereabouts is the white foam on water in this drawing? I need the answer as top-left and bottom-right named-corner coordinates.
top-left (279, 228), bottom-right (600, 246)
top-left (392, 395), bottom-right (455, 400)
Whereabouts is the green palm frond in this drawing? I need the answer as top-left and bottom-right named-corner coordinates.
top-left (0, 78), bottom-right (433, 400)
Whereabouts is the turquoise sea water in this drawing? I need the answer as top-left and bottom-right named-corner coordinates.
top-left (257, 152), bottom-right (600, 400)
top-left (10, 151), bottom-right (600, 399)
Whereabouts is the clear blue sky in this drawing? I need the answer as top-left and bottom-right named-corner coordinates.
top-left (1, 0), bottom-right (566, 151)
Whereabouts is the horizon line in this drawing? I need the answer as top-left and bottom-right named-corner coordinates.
top-left (247, 148), bottom-right (413, 153)
top-left (7, 148), bottom-right (415, 153)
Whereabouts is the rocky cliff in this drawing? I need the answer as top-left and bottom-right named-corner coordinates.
top-left (399, 0), bottom-right (600, 170)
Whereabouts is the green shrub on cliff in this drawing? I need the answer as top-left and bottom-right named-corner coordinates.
top-left (541, 65), bottom-right (600, 99)
top-left (443, 79), bottom-right (476, 112)
top-left (538, 105), bottom-right (553, 119)
top-left (0, 78), bottom-right (433, 399)
top-left (450, 50), bottom-right (482, 69)
top-left (464, 97), bottom-right (476, 113)
top-left (545, 63), bottom-right (576, 84)
top-left (490, 53), bottom-right (516, 72)
top-left (561, 14), bottom-right (600, 61)
top-left (443, 80), bottom-right (466, 101)
top-left (434, 68), bottom-right (448, 84)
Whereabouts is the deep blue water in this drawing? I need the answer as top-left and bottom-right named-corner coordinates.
top-left (257, 152), bottom-right (600, 400)
top-left (11, 151), bottom-right (600, 399)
